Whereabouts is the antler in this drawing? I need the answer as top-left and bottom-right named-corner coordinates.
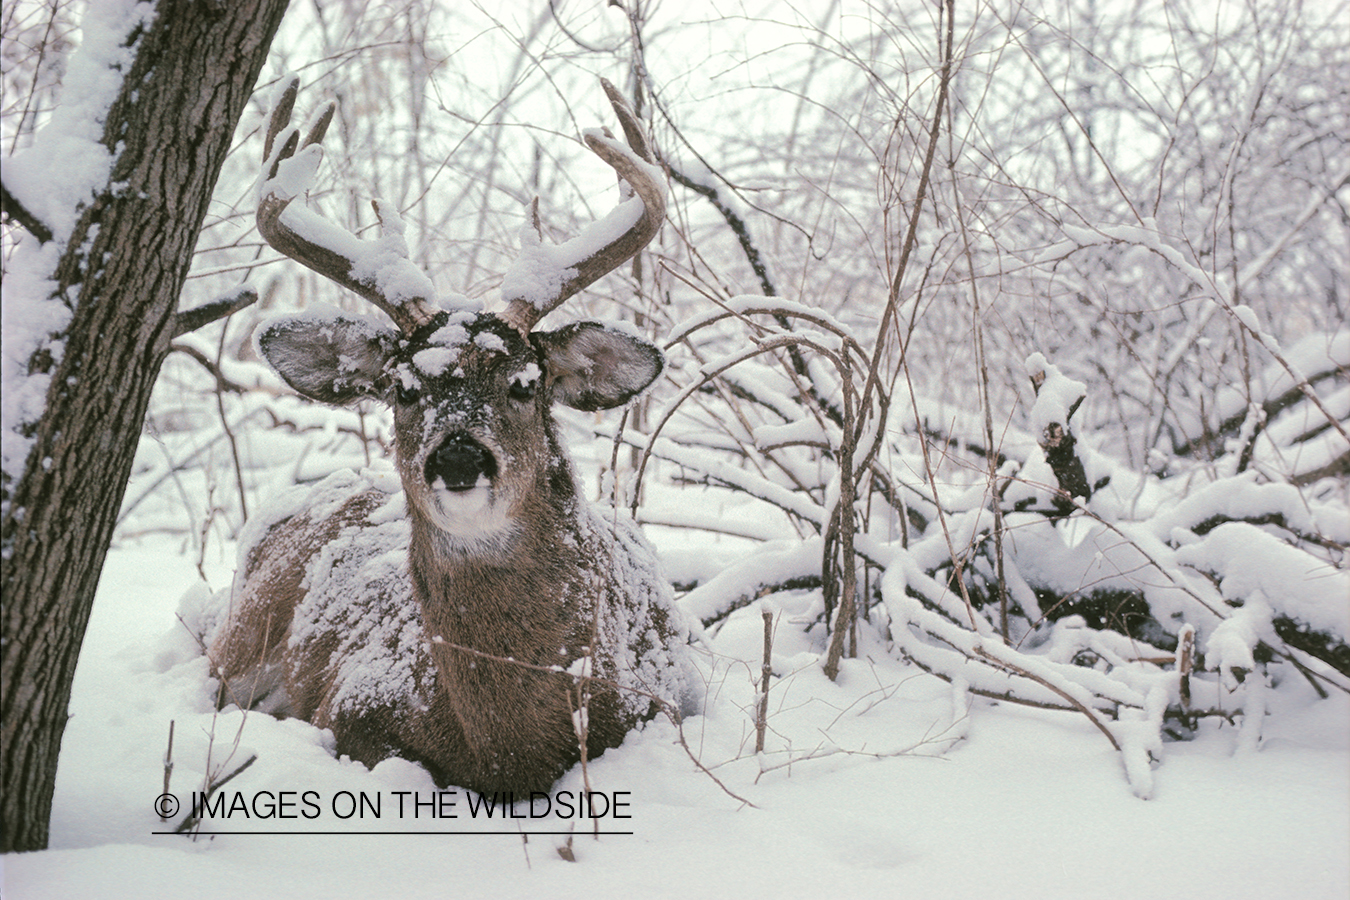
top-left (499, 78), bottom-right (667, 334)
top-left (257, 77), bottom-right (440, 335)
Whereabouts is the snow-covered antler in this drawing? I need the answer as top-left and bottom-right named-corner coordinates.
top-left (498, 78), bottom-right (667, 334)
top-left (257, 76), bottom-right (440, 335)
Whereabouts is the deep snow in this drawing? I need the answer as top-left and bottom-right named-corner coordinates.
top-left (3, 533), bottom-right (1346, 899)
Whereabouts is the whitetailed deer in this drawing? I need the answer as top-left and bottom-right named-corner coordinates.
top-left (207, 78), bottom-right (694, 794)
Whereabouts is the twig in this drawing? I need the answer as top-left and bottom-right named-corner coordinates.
top-left (1, 178), bottom-right (54, 243)
top-left (172, 286), bottom-right (258, 337)
top-left (972, 647), bottom-right (1121, 752)
top-left (856, 0), bottom-right (955, 422)
top-left (161, 721), bottom-right (175, 821)
top-left (1176, 625), bottom-right (1195, 708)
top-left (756, 610), bottom-right (774, 753)
top-left (169, 342), bottom-right (248, 393)
top-left (173, 754), bottom-right (258, 834)
top-left (215, 320), bottom-right (249, 522)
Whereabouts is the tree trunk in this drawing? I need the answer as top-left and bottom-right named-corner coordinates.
top-left (1, 0), bottom-right (289, 852)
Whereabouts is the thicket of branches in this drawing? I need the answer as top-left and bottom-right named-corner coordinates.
top-left (616, 0), bottom-right (1347, 796)
top-left (4, 0), bottom-right (1345, 797)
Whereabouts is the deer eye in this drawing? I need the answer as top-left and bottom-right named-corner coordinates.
top-left (395, 382), bottom-right (421, 405)
top-left (508, 365), bottom-right (540, 402)
top-left (508, 379), bottom-right (536, 402)
top-left (508, 363), bottom-right (542, 402)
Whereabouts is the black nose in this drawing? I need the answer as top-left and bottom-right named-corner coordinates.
top-left (425, 435), bottom-right (497, 491)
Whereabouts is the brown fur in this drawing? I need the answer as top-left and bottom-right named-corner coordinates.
top-left (209, 314), bottom-right (692, 793)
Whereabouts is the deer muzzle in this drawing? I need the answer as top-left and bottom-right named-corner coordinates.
top-left (425, 434), bottom-right (498, 492)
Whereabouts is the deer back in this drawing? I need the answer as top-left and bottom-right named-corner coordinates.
top-left (209, 469), bottom-right (427, 723)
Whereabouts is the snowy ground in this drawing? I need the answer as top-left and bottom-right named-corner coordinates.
top-left (4, 532), bottom-right (1347, 900)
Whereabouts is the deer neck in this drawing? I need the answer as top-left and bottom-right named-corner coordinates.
top-left (405, 452), bottom-right (591, 664)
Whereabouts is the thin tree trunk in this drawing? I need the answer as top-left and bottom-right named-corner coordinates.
top-left (1, 0), bottom-right (289, 852)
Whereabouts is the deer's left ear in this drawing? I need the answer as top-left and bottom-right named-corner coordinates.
top-left (533, 321), bottom-right (663, 411)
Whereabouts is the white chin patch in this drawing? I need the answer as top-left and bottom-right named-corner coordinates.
top-left (429, 478), bottom-right (510, 538)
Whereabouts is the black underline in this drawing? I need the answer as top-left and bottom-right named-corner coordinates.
top-left (152, 830), bottom-right (634, 836)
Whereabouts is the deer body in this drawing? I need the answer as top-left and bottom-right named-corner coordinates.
top-left (207, 79), bottom-right (692, 794)
top-left (214, 450), bottom-right (684, 792)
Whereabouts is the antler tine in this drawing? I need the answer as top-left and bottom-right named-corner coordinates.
top-left (257, 77), bottom-right (439, 335)
top-left (598, 77), bottom-right (652, 163)
top-left (500, 79), bottom-right (666, 333)
top-left (263, 78), bottom-right (297, 162)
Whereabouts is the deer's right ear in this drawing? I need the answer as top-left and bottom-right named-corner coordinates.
top-left (257, 313), bottom-right (395, 405)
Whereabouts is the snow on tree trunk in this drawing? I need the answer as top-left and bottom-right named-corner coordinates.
top-left (0, 0), bottom-right (289, 852)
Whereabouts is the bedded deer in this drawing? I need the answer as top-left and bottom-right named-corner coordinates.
top-left (207, 77), bottom-right (694, 794)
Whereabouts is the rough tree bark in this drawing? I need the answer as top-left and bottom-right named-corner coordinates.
top-left (1, 0), bottom-right (290, 852)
